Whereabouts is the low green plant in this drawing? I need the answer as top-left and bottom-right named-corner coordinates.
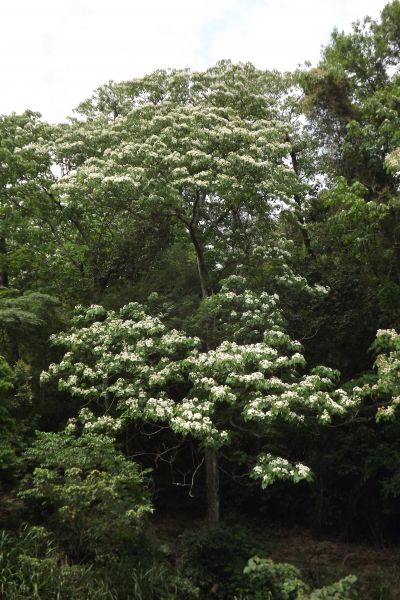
top-left (180, 524), bottom-right (266, 598)
top-left (0, 525), bottom-right (199, 599)
top-left (243, 556), bottom-right (358, 600)
top-left (129, 564), bottom-right (199, 600)
top-left (0, 355), bottom-right (19, 475)
top-left (243, 556), bottom-right (307, 599)
top-left (0, 526), bottom-right (117, 599)
top-left (20, 409), bottom-right (152, 562)
top-left (178, 527), bottom-right (358, 600)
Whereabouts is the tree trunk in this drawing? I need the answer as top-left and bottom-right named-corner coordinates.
top-left (188, 223), bottom-right (220, 526)
top-left (8, 332), bottom-right (20, 365)
top-left (205, 447), bottom-right (220, 526)
top-left (287, 137), bottom-right (315, 259)
top-left (0, 236), bottom-right (9, 288)
top-left (188, 225), bottom-right (211, 299)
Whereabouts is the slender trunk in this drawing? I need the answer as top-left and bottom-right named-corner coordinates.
top-left (93, 267), bottom-right (114, 302)
top-left (94, 276), bottom-right (108, 303)
top-left (312, 477), bottom-right (324, 536)
top-left (287, 137), bottom-right (315, 259)
top-left (205, 447), bottom-right (220, 526)
top-left (188, 223), bottom-right (220, 526)
top-left (0, 236), bottom-right (8, 288)
top-left (188, 225), bottom-right (211, 299)
top-left (8, 332), bottom-right (20, 365)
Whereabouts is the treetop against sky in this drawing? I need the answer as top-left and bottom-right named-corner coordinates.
top-left (0, 0), bottom-right (390, 123)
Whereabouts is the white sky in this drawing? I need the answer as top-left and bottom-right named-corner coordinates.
top-left (0, 0), bottom-right (390, 123)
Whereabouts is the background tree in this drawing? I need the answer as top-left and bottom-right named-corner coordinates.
top-left (292, 1), bottom-right (400, 377)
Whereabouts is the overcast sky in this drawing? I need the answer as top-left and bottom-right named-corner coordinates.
top-left (0, 0), bottom-right (390, 123)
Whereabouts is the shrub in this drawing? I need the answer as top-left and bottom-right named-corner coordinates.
top-left (243, 556), bottom-right (358, 600)
top-left (20, 409), bottom-right (152, 562)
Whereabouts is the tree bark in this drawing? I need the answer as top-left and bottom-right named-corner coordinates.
top-left (286, 135), bottom-right (315, 259)
top-left (0, 236), bottom-right (8, 287)
top-left (187, 217), bottom-right (220, 526)
top-left (205, 446), bottom-right (220, 526)
top-left (290, 149), bottom-right (315, 259)
top-left (188, 224), bottom-right (211, 299)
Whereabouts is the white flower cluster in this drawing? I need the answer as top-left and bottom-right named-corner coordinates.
top-left (40, 294), bottom-right (360, 471)
top-left (360, 329), bottom-right (400, 422)
top-left (83, 414), bottom-right (122, 433)
top-left (377, 396), bottom-right (400, 421)
top-left (244, 365), bottom-right (358, 426)
top-left (376, 328), bottom-right (399, 346)
top-left (385, 148), bottom-right (400, 173)
top-left (171, 397), bottom-right (225, 444)
top-left (63, 408), bottom-right (123, 435)
top-left (144, 396), bottom-right (175, 421)
top-left (252, 453), bottom-right (312, 488)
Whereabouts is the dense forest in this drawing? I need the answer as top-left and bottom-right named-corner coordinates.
top-left (1, 2), bottom-right (400, 598)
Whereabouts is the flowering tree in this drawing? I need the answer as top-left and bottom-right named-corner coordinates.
top-left (2, 64), bottom-right (314, 302)
top-left (42, 277), bottom-right (357, 524)
top-left (44, 63), bottom-right (323, 521)
top-left (36, 62), bottom-right (360, 525)
top-left (354, 328), bottom-right (400, 421)
top-left (386, 148), bottom-right (400, 174)
top-left (0, 111), bottom-right (56, 291)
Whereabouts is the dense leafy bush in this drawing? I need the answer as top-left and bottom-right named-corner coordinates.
top-left (0, 526), bottom-right (116, 599)
top-left (179, 525), bottom-right (358, 599)
top-left (20, 409), bottom-right (152, 561)
top-left (0, 525), bottom-right (199, 599)
top-left (0, 355), bottom-right (18, 474)
top-left (243, 556), bottom-right (357, 600)
top-left (180, 525), bottom-right (264, 597)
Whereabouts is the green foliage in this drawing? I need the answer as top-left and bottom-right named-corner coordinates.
top-left (0, 290), bottom-right (59, 329)
top-left (0, 289), bottom-right (62, 379)
top-left (0, 111), bottom-right (58, 293)
top-left (243, 556), bottom-right (357, 600)
top-left (0, 352), bottom-right (14, 394)
top-left (180, 525), bottom-right (264, 598)
top-left (179, 528), bottom-right (357, 600)
top-left (41, 289), bottom-right (356, 495)
top-left (20, 410), bottom-right (152, 561)
top-left (243, 556), bottom-right (308, 599)
top-left (2, 1), bottom-right (400, 591)
top-left (0, 526), bottom-right (116, 599)
top-left (297, 2), bottom-right (400, 382)
top-left (129, 564), bottom-right (200, 600)
top-left (0, 354), bottom-right (18, 473)
top-left (0, 525), bottom-right (198, 599)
